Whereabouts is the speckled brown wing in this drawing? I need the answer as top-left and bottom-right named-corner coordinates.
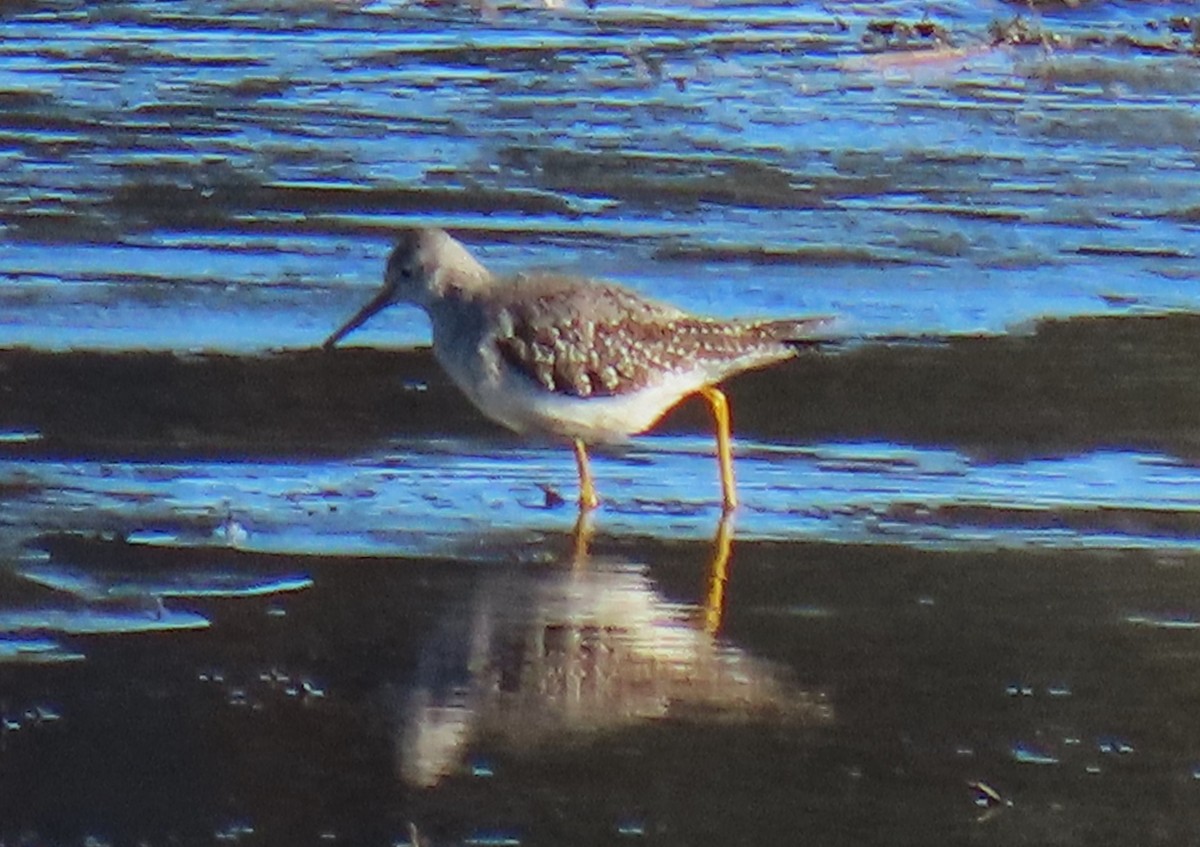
top-left (487, 275), bottom-right (804, 399)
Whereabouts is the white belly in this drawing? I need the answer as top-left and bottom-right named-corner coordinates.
top-left (435, 341), bottom-right (703, 443)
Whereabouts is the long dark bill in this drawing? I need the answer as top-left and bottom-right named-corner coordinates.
top-left (322, 286), bottom-right (393, 350)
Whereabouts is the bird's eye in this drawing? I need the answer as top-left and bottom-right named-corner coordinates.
top-left (400, 266), bottom-right (414, 280)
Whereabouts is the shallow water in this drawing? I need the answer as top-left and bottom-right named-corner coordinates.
top-left (2, 0), bottom-right (1200, 844)
top-left (2, 0), bottom-right (1199, 352)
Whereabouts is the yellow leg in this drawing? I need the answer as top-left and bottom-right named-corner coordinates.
top-left (570, 508), bottom-right (595, 568)
top-left (699, 386), bottom-right (738, 511)
top-left (703, 511), bottom-right (736, 636)
top-left (573, 438), bottom-right (600, 511)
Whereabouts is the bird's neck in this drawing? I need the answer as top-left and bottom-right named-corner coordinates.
top-left (421, 268), bottom-right (494, 313)
top-left (423, 239), bottom-right (494, 301)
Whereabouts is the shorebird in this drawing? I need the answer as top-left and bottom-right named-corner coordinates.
top-left (323, 227), bottom-right (830, 511)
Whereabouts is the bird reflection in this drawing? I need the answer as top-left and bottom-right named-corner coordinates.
top-left (394, 515), bottom-right (831, 788)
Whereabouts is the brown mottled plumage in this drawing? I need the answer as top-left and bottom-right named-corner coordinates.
top-left (490, 278), bottom-right (818, 399)
top-left (323, 227), bottom-right (831, 511)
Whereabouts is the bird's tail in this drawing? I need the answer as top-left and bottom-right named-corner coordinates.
top-left (760, 316), bottom-right (840, 348)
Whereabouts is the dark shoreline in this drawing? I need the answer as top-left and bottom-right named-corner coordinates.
top-left (2, 313), bottom-right (1197, 462)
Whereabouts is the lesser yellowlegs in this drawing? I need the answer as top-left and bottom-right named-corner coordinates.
top-left (323, 227), bottom-right (830, 511)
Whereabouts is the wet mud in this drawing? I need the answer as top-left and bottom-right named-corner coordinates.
top-left (2, 313), bottom-right (1197, 460)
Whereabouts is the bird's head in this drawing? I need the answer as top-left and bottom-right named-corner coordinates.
top-left (323, 227), bottom-right (489, 350)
